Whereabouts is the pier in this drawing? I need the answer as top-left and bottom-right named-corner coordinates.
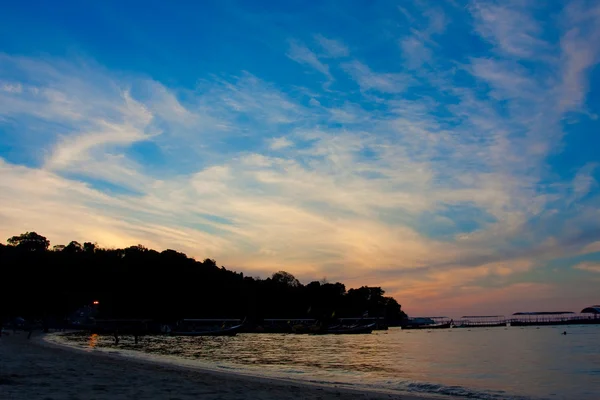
top-left (455, 316), bottom-right (507, 328)
top-left (401, 306), bottom-right (600, 330)
top-left (509, 311), bottom-right (600, 327)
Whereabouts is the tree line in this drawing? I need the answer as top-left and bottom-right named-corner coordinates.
top-left (0, 232), bottom-right (407, 324)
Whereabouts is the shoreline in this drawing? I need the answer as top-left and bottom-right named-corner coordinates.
top-left (1, 331), bottom-right (445, 400)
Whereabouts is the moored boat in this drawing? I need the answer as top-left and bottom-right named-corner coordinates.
top-left (402, 316), bottom-right (453, 330)
top-left (169, 319), bottom-right (244, 336)
top-left (170, 323), bottom-right (243, 336)
top-left (324, 323), bottom-right (375, 334)
top-left (402, 322), bottom-right (452, 330)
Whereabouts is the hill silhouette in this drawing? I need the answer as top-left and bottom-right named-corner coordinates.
top-left (0, 232), bottom-right (407, 325)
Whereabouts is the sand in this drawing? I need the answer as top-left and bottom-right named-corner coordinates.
top-left (0, 331), bottom-right (438, 400)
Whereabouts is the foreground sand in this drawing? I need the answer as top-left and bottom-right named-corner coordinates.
top-left (0, 332), bottom-right (438, 400)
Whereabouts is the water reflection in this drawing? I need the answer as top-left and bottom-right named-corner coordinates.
top-left (57, 325), bottom-right (600, 400)
top-left (88, 333), bottom-right (99, 348)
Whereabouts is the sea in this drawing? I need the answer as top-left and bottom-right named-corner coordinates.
top-left (50, 325), bottom-right (600, 400)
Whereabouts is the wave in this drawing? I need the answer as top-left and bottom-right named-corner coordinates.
top-left (398, 382), bottom-right (539, 400)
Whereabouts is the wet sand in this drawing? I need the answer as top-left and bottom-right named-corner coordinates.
top-left (0, 332), bottom-right (439, 400)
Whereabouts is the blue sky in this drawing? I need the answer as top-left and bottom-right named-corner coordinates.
top-left (1, 0), bottom-right (599, 315)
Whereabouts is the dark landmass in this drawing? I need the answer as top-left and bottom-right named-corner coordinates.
top-left (0, 232), bottom-right (407, 325)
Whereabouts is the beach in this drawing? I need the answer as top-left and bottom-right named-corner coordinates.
top-left (0, 332), bottom-right (434, 400)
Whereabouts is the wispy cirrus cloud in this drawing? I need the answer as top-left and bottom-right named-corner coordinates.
top-left (399, 36), bottom-right (432, 69)
top-left (1, 82), bottom-right (22, 93)
top-left (469, 1), bottom-right (550, 58)
top-left (286, 40), bottom-right (333, 82)
top-left (341, 61), bottom-right (410, 93)
top-left (573, 262), bottom-right (600, 273)
top-left (269, 136), bottom-right (294, 150)
top-left (557, 2), bottom-right (600, 113)
top-left (569, 163), bottom-right (598, 204)
top-left (1, 1), bottom-right (600, 316)
top-left (398, 6), bottom-right (446, 69)
top-left (314, 34), bottom-right (349, 58)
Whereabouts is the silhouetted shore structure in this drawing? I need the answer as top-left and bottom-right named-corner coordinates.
top-left (6, 305), bottom-right (600, 339)
top-left (402, 317), bottom-right (453, 329)
top-left (454, 316), bottom-right (508, 328)
top-left (509, 310), bottom-right (600, 326)
top-left (78, 307), bottom-right (599, 333)
top-left (401, 308), bottom-right (600, 330)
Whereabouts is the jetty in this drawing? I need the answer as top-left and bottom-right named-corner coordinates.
top-left (400, 305), bottom-right (600, 330)
top-left (509, 309), bottom-right (600, 326)
top-left (455, 315), bottom-right (507, 328)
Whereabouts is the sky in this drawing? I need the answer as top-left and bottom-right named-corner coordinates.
top-left (1, 0), bottom-right (599, 317)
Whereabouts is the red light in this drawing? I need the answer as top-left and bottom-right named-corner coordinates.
top-left (93, 301), bottom-right (99, 305)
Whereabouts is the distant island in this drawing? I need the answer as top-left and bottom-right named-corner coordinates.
top-left (0, 232), bottom-right (407, 325)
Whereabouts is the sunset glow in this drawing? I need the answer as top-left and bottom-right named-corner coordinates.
top-left (1, 1), bottom-right (599, 316)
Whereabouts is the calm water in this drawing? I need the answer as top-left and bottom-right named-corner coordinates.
top-left (53, 325), bottom-right (600, 400)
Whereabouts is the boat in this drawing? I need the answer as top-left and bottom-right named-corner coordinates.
top-left (170, 323), bottom-right (243, 337)
top-left (337, 317), bottom-right (388, 331)
top-left (325, 323), bottom-right (375, 334)
top-left (402, 322), bottom-right (452, 330)
top-left (169, 319), bottom-right (244, 336)
top-left (402, 316), bottom-right (453, 330)
top-left (308, 323), bottom-right (375, 335)
top-left (291, 323), bottom-right (322, 334)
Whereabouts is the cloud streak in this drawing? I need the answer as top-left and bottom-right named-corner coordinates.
top-left (314, 34), bottom-right (349, 58)
top-left (341, 61), bottom-right (410, 93)
top-left (573, 262), bottom-right (600, 273)
top-left (469, 1), bottom-right (549, 58)
top-left (287, 40), bottom-right (333, 82)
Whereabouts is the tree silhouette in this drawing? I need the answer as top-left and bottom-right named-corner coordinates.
top-left (83, 242), bottom-right (96, 253)
top-left (7, 232), bottom-right (50, 251)
top-left (271, 271), bottom-right (301, 287)
top-left (0, 231), bottom-right (408, 325)
top-left (64, 241), bottom-right (83, 253)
